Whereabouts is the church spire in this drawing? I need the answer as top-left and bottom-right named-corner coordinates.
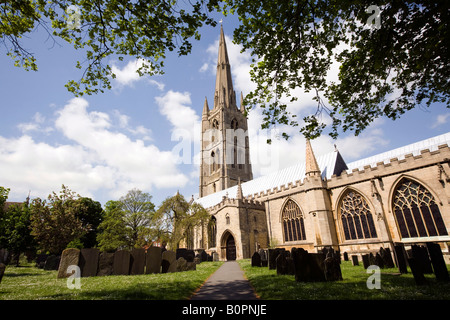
top-left (305, 139), bottom-right (321, 177)
top-left (214, 25), bottom-right (236, 109)
top-left (202, 96), bottom-right (209, 118)
top-left (236, 177), bottom-right (244, 200)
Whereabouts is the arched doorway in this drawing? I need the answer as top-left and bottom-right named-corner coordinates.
top-left (226, 234), bottom-right (236, 261)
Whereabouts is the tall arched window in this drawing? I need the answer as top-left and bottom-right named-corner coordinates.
top-left (208, 216), bottom-right (217, 248)
top-left (282, 199), bottom-right (306, 242)
top-left (340, 190), bottom-right (377, 240)
top-left (393, 178), bottom-right (448, 239)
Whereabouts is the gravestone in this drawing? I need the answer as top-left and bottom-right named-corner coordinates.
top-left (186, 262), bottom-right (196, 271)
top-left (380, 247), bottom-right (395, 268)
top-left (268, 248), bottom-right (284, 270)
top-left (57, 248), bottom-right (80, 279)
top-left (362, 254), bottom-right (370, 269)
top-left (0, 263), bottom-right (6, 285)
top-left (176, 257), bottom-right (188, 272)
top-left (161, 250), bottom-right (176, 273)
top-left (426, 242), bottom-right (450, 282)
top-left (193, 257), bottom-right (201, 265)
top-left (369, 253), bottom-right (376, 266)
top-left (97, 252), bottom-right (114, 276)
top-left (251, 252), bottom-right (261, 267)
top-left (411, 245), bottom-right (433, 274)
top-left (113, 250), bottom-right (131, 275)
top-left (276, 251), bottom-right (295, 276)
top-left (79, 248), bottom-right (99, 277)
top-left (343, 252), bottom-right (349, 261)
top-left (324, 253), bottom-right (343, 281)
top-left (176, 249), bottom-right (195, 263)
top-left (200, 250), bottom-right (208, 262)
top-left (259, 249), bottom-right (268, 267)
top-left (394, 244), bottom-right (408, 274)
top-left (407, 257), bottom-right (428, 286)
top-left (146, 246), bottom-right (162, 274)
top-left (291, 248), bottom-right (326, 282)
top-left (44, 255), bottom-right (60, 271)
top-left (374, 253), bottom-right (385, 269)
top-left (351, 255), bottom-right (359, 266)
top-left (130, 248), bottom-right (146, 275)
top-left (36, 254), bottom-right (48, 269)
top-left (212, 252), bottom-right (219, 261)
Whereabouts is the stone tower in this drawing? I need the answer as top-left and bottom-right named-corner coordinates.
top-left (199, 25), bottom-right (253, 197)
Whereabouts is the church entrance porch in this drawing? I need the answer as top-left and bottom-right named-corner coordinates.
top-left (220, 231), bottom-right (237, 261)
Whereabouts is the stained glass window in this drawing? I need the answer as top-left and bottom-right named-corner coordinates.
top-left (282, 199), bottom-right (306, 242)
top-left (340, 190), bottom-right (377, 240)
top-left (393, 178), bottom-right (447, 238)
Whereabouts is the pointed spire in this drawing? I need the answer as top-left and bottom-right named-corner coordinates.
top-left (202, 96), bottom-right (209, 117)
top-left (305, 139), bottom-right (321, 177)
top-left (214, 25), bottom-right (235, 109)
top-left (236, 177), bottom-right (243, 200)
top-left (240, 91), bottom-right (245, 113)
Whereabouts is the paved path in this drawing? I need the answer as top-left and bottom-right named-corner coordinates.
top-left (191, 261), bottom-right (258, 300)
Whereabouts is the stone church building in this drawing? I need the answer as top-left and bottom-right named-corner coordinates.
top-left (191, 26), bottom-right (450, 262)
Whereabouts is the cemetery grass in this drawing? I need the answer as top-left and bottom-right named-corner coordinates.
top-left (238, 259), bottom-right (450, 300)
top-left (0, 261), bottom-right (223, 300)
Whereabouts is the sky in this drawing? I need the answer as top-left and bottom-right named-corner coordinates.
top-left (0, 11), bottom-right (449, 208)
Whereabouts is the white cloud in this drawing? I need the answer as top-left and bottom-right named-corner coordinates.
top-left (1, 98), bottom-right (189, 203)
top-left (111, 58), bottom-right (165, 90)
top-left (432, 113), bottom-right (450, 128)
top-left (17, 112), bottom-right (54, 134)
top-left (199, 62), bottom-right (209, 73)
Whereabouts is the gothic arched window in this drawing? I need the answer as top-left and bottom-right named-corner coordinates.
top-left (282, 199), bottom-right (306, 242)
top-left (208, 216), bottom-right (217, 248)
top-left (393, 178), bottom-right (448, 239)
top-left (226, 213), bottom-right (230, 225)
top-left (340, 190), bottom-right (377, 240)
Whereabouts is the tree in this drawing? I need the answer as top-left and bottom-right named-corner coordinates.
top-left (0, 0), bottom-right (217, 96)
top-left (119, 188), bottom-right (155, 248)
top-left (75, 197), bottom-right (103, 248)
top-left (0, 187), bottom-right (9, 213)
top-left (96, 200), bottom-right (128, 252)
top-left (217, 0), bottom-right (449, 139)
top-left (0, 202), bottom-right (37, 266)
top-left (29, 185), bottom-right (89, 254)
top-left (153, 192), bottom-right (209, 250)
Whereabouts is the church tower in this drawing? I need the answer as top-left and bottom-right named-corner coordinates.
top-left (199, 25), bottom-right (253, 197)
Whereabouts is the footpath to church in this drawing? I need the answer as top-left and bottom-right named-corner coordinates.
top-left (190, 261), bottom-right (258, 300)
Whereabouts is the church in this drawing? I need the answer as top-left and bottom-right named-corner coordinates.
top-left (191, 26), bottom-right (450, 263)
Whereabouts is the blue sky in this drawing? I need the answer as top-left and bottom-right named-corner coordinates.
top-left (0, 12), bottom-right (449, 208)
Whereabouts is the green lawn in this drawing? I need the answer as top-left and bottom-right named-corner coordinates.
top-left (0, 261), bottom-right (223, 300)
top-left (238, 259), bottom-right (450, 300)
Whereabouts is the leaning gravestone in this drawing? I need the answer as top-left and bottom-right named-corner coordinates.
top-left (146, 246), bottom-right (162, 274)
top-left (130, 248), bottom-right (146, 275)
top-left (324, 254), bottom-right (343, 281)
top-left (411, 245), bottom-right (433, 274)
top-left (113, 250), bottom-right (131, 275)
top-left (374, 253), bottom-right (385, 269)
top-left (251, 252), bottom-right (261, 267)
top-left (259, 249), bottom-right (268, 267)
top-left (380, 247), bottom-right (395, 268)
top-left (426, 242), bottom-right (450, 282)
top-left (394, 244), bottom-right (408, 274)
top-left (268, 248), bottom-right (284, 270)
top-left (343, 252), bottom-right (349, 261)
top-left (362, 254), bottom-right (370, 269)
top-left (79, 248), bottom-right (99, 277)
top-left (97, 252), bottom-right (114, 276)
top-left (0, 263), bottom-right (6, 285)
top-left (44, 255), bottom-right (61, 271)
top-left (408, 257), bottom-right (428, 286)
top-left (57, 248), bottom-right (80, 279)
top-left (161, 250), bottom-right (176, 273)
top-left (351, 255), bottom-right (359, 266)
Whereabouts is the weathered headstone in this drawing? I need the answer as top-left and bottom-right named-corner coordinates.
top-left (44, 255), bottom-right (61, 271)
top-left (251, 252), bottom-right (261, 267)
top-left (79, 248), bottom-right (99, 277)
top-left (176, 257), bottom-right (188, 272)
top-left (408, 257), bottom-right (428, 286)
top-left (113, 250), bottom-right (131, 275)
top-left (97, 252), bottom-right (114, 276)
top-left (380, 247), bottom-right (395, 268)
top-left (268, 248), bottom-right (284, 270)
top-left (36, 254), bottom-right (48, 269)
top-left (186, 262), bottom-right (196, 271)
top-left (259, 249), bottom-right (268, 267)
top-left (291, 248), bottom-right (326, 282)
top-left (193, 256), bottom-right (201, 265)
top-left (362, 254), bottom-right (370, 269)
top-left (351, 255), bottom-right (359, 266)
top-left (130, 248), bottom-right (146, 275)
top-left (411, 245), bottom-right (433, 274)
top-left (374, 253), bottom-right (385, 269)
top-left (324, 254), bottom-right (343, 281)
top-left (176, 248), bottom-right (195, 263)
top-left (146, 246), bottom-right (162, 274)
top-left (343, 252), bottom-right (349, 261)
top-left (161, 250), bottom-right (176, 273)
top-left (212, 252), bottom-right (219, 262)
top-left (57, 248), bottom-right (80, 279)
top-left (200, 250), bottom-right (208, 262)
top-left (0, 263), bottom-right (6, 285)
top-left (426, 242), bottom-right (450, 282)
top-left (394, 244), bottom-right (408, 274)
